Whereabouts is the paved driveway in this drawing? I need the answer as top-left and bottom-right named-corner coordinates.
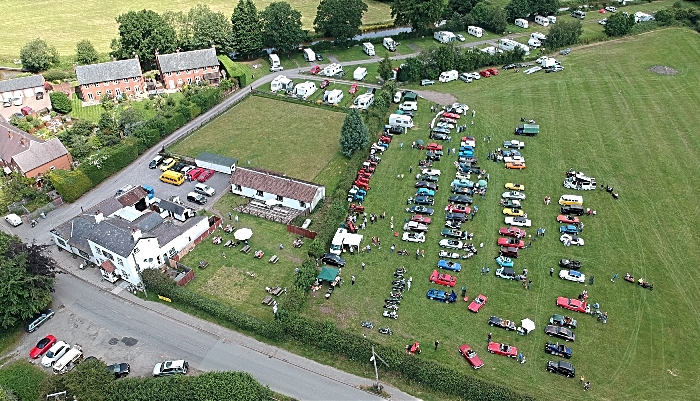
top-left (142, 164), bottom-right (231, 211)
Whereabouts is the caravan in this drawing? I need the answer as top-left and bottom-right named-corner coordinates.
top-left (353, 67), bottom-right (368, 81)
top-left (293, 81), bottom-right (317, 100)
top-left (322, 63), bottom-right (343, 77)
top-left (434, 31), bottom-right (457, 44)
top-left (535, 15), bottom-right (550, 26)
top-left (439, 70), bottom-right (459, 83)
top-left (467, 26), bottom-right (484, 38)
top-left (323, 89), bottom-right (344, 104)
top-left (303, 48), bottom-right (316, 62)
top-left (389, 113), bottom-right (414, 128)
top-left (383, 37), bottom-right (396, 51)
top-left (363, 42), bottom-right (375, 56)
top-left (353, 93), bottom-right (374, 110)
top-left (270, 75), bottom-right (293, 92)
top-left (499, 38), bottom-right (530, 55)
top-left (269, 54), bottom-right (283, 72)
top-left (515, 18), bottom-right (529, 28)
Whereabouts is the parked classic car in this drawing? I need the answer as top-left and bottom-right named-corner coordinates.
top-left (505, 183), bottom-right (525, 191)
top-left (559, 224), bottom-right (580, 234)
top-left (403, 222), bottom-right (429, 232)
top-left (487, 341), bottom-right (517, 357)
top-left (458, 344), bottom-right (484, 369)
top-left (494, 256), bottom-right (514, 268)
top-left (545, 342), bottom-right (573, 359)
top-left (439, 239), bottom-right (463, 249)
top-left (488, 316), bottom-right (517, 331)
top-left (559, 259), bottom-right (582, 270)
top-left (546, 361), bottom-right (576, 377)
top-left (437, 259), bottom-right (462, 272)
top-left (468, 294), bottom-right (488, 313)
top-left (429, 270), bottom-right (457, 287)
top-left (448, 195), bottom-right (473, 204)
top-left (559, 269), bottom-right (586, 283)
top-left (505, 216), bottom-right (532, 227)
top-left (556, 297), bottom-right (589, 314)
top-left (502, 191), bottom-right (526, 200)
top-left (414, 196), bottom-right (435, 205)
top-left (497, 237), bottom-right (526, 248)
top-left (441, 228), bottom-right (466, 239)
top-left (409, 205), bottom-right (434, 215)
top-left (545, 325), bottom-right (576, 342)
top-left (557, 215), bottom-right (580, 224)
top-left (560, 234), bottom-right (585, 246)
top-left (411, 215), bottom-right (432, 224)
top-left (499, 227), bottom-right (526, 238)
top-left (426, 289), bottom-right (457, 303)
top-left (503, 140), bottom-right (525, 149)
top-left (550, 314), bottom-right (578, 329)
top-left (402, 232), bottom-right (426, 243)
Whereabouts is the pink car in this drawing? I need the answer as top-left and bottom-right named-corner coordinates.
top-left (488, 341), bottom-right (518, 358)
top-left (429, 270), bottom-right (456, 287)
top-left (468, 294), bottom-right (488, 313)
top-left (197, 169), bottom-right (215, 182)
top-left (556, 297), bottom-right (589, 314)
top-left (459, 344), bottom-right (484, 369)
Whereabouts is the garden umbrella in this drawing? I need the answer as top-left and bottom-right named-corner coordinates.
top-left (521, 318), bottom-right (536, 334)
top-left (234, 228), bottom-right (253, 241)
top-left (478, 179), bottom-right (488, 188)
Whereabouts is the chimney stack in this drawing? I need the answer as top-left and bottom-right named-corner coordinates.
top-left (132, 228), bottom-right (142, 242)
top-left (94, 210), bottom-right (104, 223)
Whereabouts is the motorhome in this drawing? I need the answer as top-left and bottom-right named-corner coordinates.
top-left (353, 93), bottom-right (374, 110)
top-left (270, 75), bottom-right (294, 92)
top-left (322, 63), bottom-right (343, 77)
top-left (353, 67), bottom-right (368, 81)
top-left (498, 38), bottom-right (530, 55)
top-left (363, 42), bottom-right (375, 56)
top-left (434, 31), bottom-right (457, 44)
top-left (303, 48), bottom-right (316, 62)
top-left (480, 46), bottom-right (504, 55)
top-left (531, 32), bottom-right (547, 42)
top-left (293, 81), bottom-right (317, 100)
top-left (571, 10), bottom-right (586, 19)
top-left (323, 89), bottom-right (344, 104)
top-left (515, 18), bottom-right (529, 28)
top-left (389, 113), bottom-right (414, 128)
top-left (383, 37), bottom-right (396, 51)
top-left (535, 15), bottom-right (550, 26)
top-left (467, 26), bottom-right (484, 38)
top-left (269, 54), bottom-right (283, 72)
top-left (439, 70), bottom-right (459, 83)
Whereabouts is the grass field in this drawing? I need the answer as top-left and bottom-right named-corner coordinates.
top-left (177, 27), bottom-right (700, 401)
top-left (168, 96), bottom-right (348, 187)
top-left (0, 0), bottom-right (392, 59)
top-left (0, 361), bottom-right (47, 400)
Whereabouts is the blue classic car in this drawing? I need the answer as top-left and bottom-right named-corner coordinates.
top-left (426, 289), bottom-right (458, 303)
top-left (559, 224), bottom-right (580, 234)
top-left (451, 179), bottom-right (475, 188)
top-left (414, 196), bottom-right (435, 205)
top-left (416, 188), bottom-right (435, 197)
top-left (545, 342), bottom-right (573, 359)
top-left (437, 259), bottom-right (462, 272)
top-left (495, 256), bottom-right (514, 268)
top-left (409, 205), bottom-right (434, 215)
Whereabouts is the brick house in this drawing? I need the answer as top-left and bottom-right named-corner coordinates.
top-left (75, 58), bottom-right (143, 102)
top-left (156, 47), bottom-right (220, 90)
top-left (0, 75), bottom-right (45, 102)
top-left (0, 119), bottom-right (72, 178)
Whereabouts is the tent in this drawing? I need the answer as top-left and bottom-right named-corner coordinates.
top-left (521, 318), bottom-right (536, 334)
top-left (317, 267), bottom-right (340, 283)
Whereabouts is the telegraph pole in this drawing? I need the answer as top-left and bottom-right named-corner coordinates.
top-left (370, 346), bottom-right (389, 392)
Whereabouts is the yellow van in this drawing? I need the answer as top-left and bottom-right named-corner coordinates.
top-left (160, 158), bottom-right (176, 172)
top-left (558, 194), bottom-right (584, 206)
top-left (160, 171), bottom-right (185, 186)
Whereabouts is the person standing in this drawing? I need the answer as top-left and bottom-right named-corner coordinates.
top-left (351, 275), bottom-right (356, 285)
top-left (584, 382), bottom-right (591, 391)
top-left (434, 340), bottom-right (440, 350)
top-left (361, 262), bottom-right (366, 270)
top-left (528, 280), bottom-right (532, 290)
top-left (235, 215), bottom-right (239, 223)
top-left (416, 249), bottom-right (420, 260)
top-left (488, 332), bottom-right (492, 343)
top-left (228, 212), bottom-right (232, 220)
top-left (550, 268), bottom-right (554, 277)
top-left (611, 273), bottom-right (618, 282)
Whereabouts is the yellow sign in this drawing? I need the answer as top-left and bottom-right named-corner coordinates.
top-left (158, 295), bottom-right (172, 302)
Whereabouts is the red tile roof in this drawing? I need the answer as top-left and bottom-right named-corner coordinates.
top-left (230, 167), bottom-right (322, 203)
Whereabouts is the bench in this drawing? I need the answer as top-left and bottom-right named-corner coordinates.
top-left (241, 245), bottom-right (251, 254)
top-left (261, 295), bottom-right (274, 305)
top-left (269, 255), bottom-right (279, 264)
top-left (198, 261), bottom-right (209, 269)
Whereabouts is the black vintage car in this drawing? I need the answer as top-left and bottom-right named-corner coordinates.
top-left (559, 259), bottom-right (582, 270)
top-left (545, 343), bottom-right (572, 359)
top-left (561, 205), bottom-right (585, 216)
top-left (449, 195), bottom-right (473, 204)
top-left (415, 181), bottom-right (438, 191)
top-left (544, 325), bottom-right (576, 342)
top-left (546, 361), bottom-right (575, 377)
top-left (322, 253), bottom-right (346, 267)
top-left (488, 316), bottom-right (517, 331)
top-left (420, 174), bottom-right (439, 182)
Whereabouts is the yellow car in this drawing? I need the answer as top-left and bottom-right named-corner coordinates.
top-left (502, 208), bottom-right (525, 217)
top-left (505, 183), bottom-right (525, 191)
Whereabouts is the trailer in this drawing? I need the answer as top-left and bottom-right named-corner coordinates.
top-left (515, 124), bottom-right (540, 136)
top-left (434, 31), bottom-right (457, 44)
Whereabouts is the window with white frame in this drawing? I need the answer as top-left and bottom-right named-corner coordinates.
top-left (256, 190), bottom-right (263, 196)
top-left (276, 195), bottom-right (283, 202)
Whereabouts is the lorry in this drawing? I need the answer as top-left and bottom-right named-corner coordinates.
top-left (515, 124), bottom-right (540, 136)
top-left (353, 67), bottom-right (368, 81)
top-left (439, 70), bottom-right (459, 83)
top-left (383, 37), bottom-right (396, 51)
top-left (434, 31), bottom-right (457, 44)
top-left (363, 42), bottom-right (375, 56)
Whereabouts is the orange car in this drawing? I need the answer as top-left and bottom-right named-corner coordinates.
top-left (506, 162), bottom-right (526, 170)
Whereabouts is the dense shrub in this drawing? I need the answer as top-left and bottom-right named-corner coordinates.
top-left (217, 55), bottom-right (247, 87)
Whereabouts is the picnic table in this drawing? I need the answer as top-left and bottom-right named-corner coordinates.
top-left (198, 260), bottom-right (209, 269)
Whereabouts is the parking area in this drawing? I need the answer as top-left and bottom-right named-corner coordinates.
top-left (0, 93), bottom-right (51, 121)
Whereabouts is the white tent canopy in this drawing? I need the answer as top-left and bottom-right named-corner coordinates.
top-left (234, 228), bottom-right (253, 241)
top-left (521, 318), bottom-right (536, 334)
top-left (344, 233), bottom-right (364, 247)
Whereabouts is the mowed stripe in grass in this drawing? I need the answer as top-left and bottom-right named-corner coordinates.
top-left (304, 28), bottom-right (700, 401)
top-left (169, 96), bottom-right (347, 186)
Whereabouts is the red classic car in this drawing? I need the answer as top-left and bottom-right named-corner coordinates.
top-left (187, 167), bottom-right (204, 181)
top-left (427, 143), bottom-right (443, 151)
top-left (556, 297), bottom-right (589, 314)
top-left (497, 237), bottom-right (526, 248)
top-left (320, 79), bottom-right (330, 89)
top-left (29, 335), bottom-right (57, 359)
top-left (443, 112), bottom-right (461, 119)
top-left (468, 294), bottom-right (488, 313)
top-left (499, 227), bottom-right (526, 238)
top-left (349, 204), bottom-right (364, 213)
top-left (429, 270), bottom-right (456, 287)
top-left (197, 169), bottom-right (215, 182)
top-left (310, 65), bottom-right (321, 75)
top-left (411, 215), bottom-right (432, 225)
top-left (349, 84), bottom-right (358, 94)
top-left (557, 215), bottom-right (580, 224)
top-left (446, 204), bottom-right (471, 214)
top-left (459, 344), bottom-right (484, 369)
top-left (487, 68), bottom-right (499, 75)
top-left (487, 341), bottom-right (518, 358)
top-left (479, 69), bottom-right (491, 77)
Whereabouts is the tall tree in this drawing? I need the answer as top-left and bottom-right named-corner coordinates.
top-left (471, 2), bottom-right (508, 33)
top-left (505, 0), bottom-right (531, 21)
top-left (0, 235), bottom-right (58, 329)
top-left (377, 55), bottom-right (394, 81)
top-left (547, 19), bottom-right (582, 48)
top-left (604, 12), bottom-right (636, 36)
top-left (314, 0), bottom-right (368, 45)
top-left (391, 0), bottom-right (445, 32)
top-left (448, 0), bottom-right (482, 15)
top-left (19, 38), bottom-right (59, 72)
top-left (111, 10), bottom-right (177, 66)
top-left (231, 0), bottom-right (263, 59)
top-left (75, 40), bottom-right (99, 65)
top-left (189, 5), bottom-right (234, 53)
top-left (261, 2), bottom-right (307, 53)
top-left (531, 0), bottom-right (560, 18)
top-left (162, 11), bottom-right (192, 49)
top-left (339, 109), bottom-right (369, 157)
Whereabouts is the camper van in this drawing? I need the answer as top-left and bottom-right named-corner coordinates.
top-left (467, 26), bottom-right (484, 38)
top-left (571, 10), bottom-right (586, 19)
top-left (498, 38), bottom-right (530, 55)
top-left (53, 346), bottom-right (83, 375)
top-left (293, 81), bottom-right (317, 100)
top-left (160, 171), bottom-right (185, 186)
top-left (439, 70), bottom-right (459, 83)
top-left (269, 54), bottom-right (283, 72)
top-left (434, 31), bottom-right (456, 44)
top-left (383, 37), bottom-right (396, 52)
top-left (353, 67), bottom-right (368, 81)
top-left (322, 63), bottom-right (343, 77)
top-left (535, 15), bottom-right (550, 26)
top-left (389, 114), bottom-right (414, 128)
top-left (323, 89), bottom-right (344, 104)
top-left (558, 195), bottom-right (584, 206)
top-left (270, 75), bottom-right (293, 92)
top-left (515, 18), bottom-right (529, 28)
top-left (353, 93), bottom-right (374, 110)
top-left (528, 38), bottom-right (542, 48)
top-left (303, 48), bottom-right (316, 62)
top-left (363, 42), bottom-right (375, 56)
top-left (531, 32), bottom-right (547, 42)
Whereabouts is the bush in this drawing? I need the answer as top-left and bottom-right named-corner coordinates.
top-left (217, 55), bottom-right (247, 87)
top-left (42, 69), bottom-right (73, 82)
top-left (49, 92), bottom-right (72, 114)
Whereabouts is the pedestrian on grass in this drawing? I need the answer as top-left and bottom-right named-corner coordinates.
top-left (228, 212), bottom-right (232, 220)
top-left (222, 252), bottom-right (226, 259)
top-left (416, 249), bottom-right (420, 260)
top-left (435, 340), bottom-right (440, 350)
top-left (351, 275), bottom-right (355, 285)
top-left (589, 276), bottom-right (595, 285)
top-left (390, 244), bottom-right (395, 253)
top-left (528, 280), bottom-right (532, 290)
top-left (584, 382), bottom-right (591, 391)
top-left (611, 273), bottom-right (618, 282)
top-left (409, 166), bottom-right (413, 173)
top-left (550, 268), bottom-right (554, 277)
top-left (361, 262), bottom-right (366, 270)
top-left (488, 332), bottom-right (492, 342)
top-left (421, 249), bottom-right (425, 258)
top-left (580, 376), bottom-right (585, 385)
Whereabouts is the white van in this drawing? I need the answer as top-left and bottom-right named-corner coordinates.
top-left (53, 347), bottom-right (83, 374)
top-left (515, 18), bottom-right (529, 28)
top-left (303, 48), bottom-right (316, 62)
top-left (535, 15), bottom-right (550, 26)
top-left (4, 213), bottom-right (22, 227)
top-left (571, 10), bottom-right (586, 19)
top-left (389, 114), bottom-right (414, 128)
top-left (467, 26), bottom-right (484, 38)
top-left (399, 101), bottom-right (417, 111)
top-left (269, 54), bottom-right (283, 72)
top-left (438, 70), bottom-right (458, 83)
top-left (363, 42), bottom-right (375, 56)
top-left (383, 37), bottom-right (396, 52)
top-left (559, 194), bottom-right (584, 206)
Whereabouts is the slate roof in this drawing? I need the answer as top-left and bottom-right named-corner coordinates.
top-left (230, 167), bottom-right (323, 203)
top-left (0, 75), bottom-right (44, 93)
top-left (196, 152), bottom-right (237, 167)
top-left (76, 58), bottom-right (142, 85)
top-left (157, 48), bottom-right (218, 74)
top-left (86, 221), bottom-right (138, 258)
top-left (157, 199), bottom-right (187, 216)
top-left (149, 215), bottom-right (207, 246)
top-left (66, 217), bottom-right (96, 253)
top-left (0, 120), bottom-right (70, 173)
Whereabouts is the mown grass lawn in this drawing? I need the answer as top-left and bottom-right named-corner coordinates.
top-left (302, 28), bottom-right (700, 401)
top-left (0, 361), bottom-right (47, 401)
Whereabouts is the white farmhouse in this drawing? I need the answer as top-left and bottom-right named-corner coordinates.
top-left (230, 167), bottom-right (325, 212)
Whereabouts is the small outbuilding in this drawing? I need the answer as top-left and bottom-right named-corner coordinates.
top-left (195, 152), bottom-right (238, 175)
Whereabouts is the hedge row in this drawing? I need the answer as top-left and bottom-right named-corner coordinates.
top-left (218, 55), bottom-right (248, 87)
